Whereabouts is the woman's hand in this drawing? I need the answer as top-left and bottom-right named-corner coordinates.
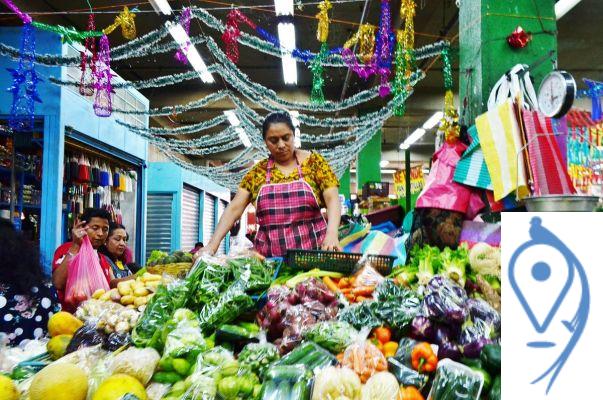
top-left (71, 220), bottom-right (88, 248)
top-left (321, 231), bottom-right (342, 252)
top-left (193, 245), bottom-right (217, 262)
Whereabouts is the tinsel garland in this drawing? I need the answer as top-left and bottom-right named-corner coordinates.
top-left (116, 114), bottom-right (227, 136)
top-left (0, 0), bottom-right (31, 23)
top-left (7, 23), bottom-right (41, 132)
top-left (112, 91), bottom-right (229, 116)
top-left (316, 0), bottom-right (332, 43)
top-left (93, 35), bottom-right (112, 117)
top-left (31, 21), bottom-right (104, 44)
top-left (102, 6), bottom-right (137, 40)
top-left (175, 8), bottom-right (192, 64)
top-left (79, 14), bottom-right (97, 96)
top-left (392, 0), bottom-right (416, 116)
top-left (441, 45), bottom-right (453, 91)
top-left (310, 43), bottom-right (329, 104)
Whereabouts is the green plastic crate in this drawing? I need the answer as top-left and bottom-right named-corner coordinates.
top-left (286, 249), bottom-right (394, 276)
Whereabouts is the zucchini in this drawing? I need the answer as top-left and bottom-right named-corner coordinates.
top-left (275, 380), bottom-right (292, 400)
top-left (290, 380), bottom-right (309, 400)
top-left (261, 380), bottom-right (278, 400)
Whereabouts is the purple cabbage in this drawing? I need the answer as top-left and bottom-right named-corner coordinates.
top-left (410, 316), bottom-right (437, 342)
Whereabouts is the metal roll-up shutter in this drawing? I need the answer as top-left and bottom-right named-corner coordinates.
top-left (181, 185), bottom-right (200, 252)
top-left (216, 199), bottom-right (227, 255)
top-left (203, 193), bottom-right (216, 245)
top-left (146, 193), bottom-right (173, 258)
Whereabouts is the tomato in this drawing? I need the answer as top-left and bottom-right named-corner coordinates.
top-left (373, 327), bottom-right (392, 344)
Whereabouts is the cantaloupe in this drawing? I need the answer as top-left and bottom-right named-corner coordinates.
top-left (92, 374), bottom-right (148, 400)
top-left (29, 363), bottom-right (88, 400)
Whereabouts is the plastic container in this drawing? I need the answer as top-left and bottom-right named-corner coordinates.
top-left (427, 359), bottom-right (484, 400)
top-left (286, 249), bottom-right (394, 276)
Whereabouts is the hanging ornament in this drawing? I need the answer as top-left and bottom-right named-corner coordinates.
top-left (374, 0), bottom-right (395, 97)
top-left (175, 8), bottom-right (193, 63)
top-left (316, 0), bottom-right (332, 43)
top-left (79, 14), bottom-right (97, 96)
top-left (441, 45), bottom-right (453, 92)
top-left (507, 26), bottom-right (531, 49)
top-left (222, 9), bottom-right (242, 64)
top-left (343, 24), bottom-right (376, 64)
top-left (93, 35), bottom-right (113, 117)
top-left (7, 23), bottom-right (42, 132)
top-left (437, 90), bottom-right (460, 142)
top-left (0, 0), bottom-right (31, 23)
top-left (311, 43), bottom-right (329, 104)
top-left (103, 6), bottom-right (137, 40)
top-left (393, 0), bottom-right (416, 115)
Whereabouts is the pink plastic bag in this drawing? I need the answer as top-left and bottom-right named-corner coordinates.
top-left (416, 141), bottom-right (485, 219)
top-left (65, 236), bottom-right (110, 308)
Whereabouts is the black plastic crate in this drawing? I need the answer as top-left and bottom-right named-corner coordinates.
top-left (286, 249), bottom-right (394, 276)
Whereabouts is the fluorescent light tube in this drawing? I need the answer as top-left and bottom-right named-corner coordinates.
top-left (379, 160), bottom-right (390, 168)
top-left (274, 0), bottom-right (294, 16)
top-left (422, 111), bottom-right (444, 130)
top-left (381, 169), bottom-right (396, 174)
top-left (149, 0), bottom-right (172, 15)
top-left (400, 128), bottom-right (426, 149)
top-left (237, 128), bottom-right (252, 148)
top-left (223, 110), bottom-right (240, 126)
top-left (166, 22), bottom-right (213, 83)
top-left (277, 23), bottom-right (298, 84)
top-left (555, 0), bottom-right (582, 19)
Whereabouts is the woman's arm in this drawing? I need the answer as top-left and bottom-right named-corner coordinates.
top-left (321, 186), bottom-right (342, 251)
top-left (204, 189), bottom-right (252, 255)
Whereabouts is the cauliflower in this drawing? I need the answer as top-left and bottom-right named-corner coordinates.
top-left (469, 242), bottom-right (501, 278)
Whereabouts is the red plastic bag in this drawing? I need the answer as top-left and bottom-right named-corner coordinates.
top-left (416, 141), bottom-right (485, 219)
top-left (65, 236), bottom-right (110, 308)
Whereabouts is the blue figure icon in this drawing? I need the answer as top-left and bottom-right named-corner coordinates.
top-left (509, 217), bottom-right (590, 394)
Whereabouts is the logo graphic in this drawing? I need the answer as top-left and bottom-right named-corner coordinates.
top-left (509, 217), bottom-right (590, 394)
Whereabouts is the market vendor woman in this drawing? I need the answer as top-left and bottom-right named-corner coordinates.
top-left (201, 112), bottom-right (342, 258)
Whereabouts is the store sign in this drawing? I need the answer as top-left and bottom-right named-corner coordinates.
top-left (393, 165), bottom-right (425, 199)
top-left (502, 213), bottom-right (599, 399)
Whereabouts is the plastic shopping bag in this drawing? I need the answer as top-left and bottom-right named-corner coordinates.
top-left (65, 236), bottom-right (110, 309)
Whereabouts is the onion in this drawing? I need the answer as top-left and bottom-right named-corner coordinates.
top-left (287, 293), bottom-right (299, 305)
top-left (322, 291), bottom-right (336, 303)
top-left (269, 309), bottom-right (282, 322)
top-left (265, 300), bottom-right (277, 310)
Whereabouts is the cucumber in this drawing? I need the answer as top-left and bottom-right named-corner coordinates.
top-left (290, 380), bottom-right (309, 400)
top-left (279, 343), bottom-right (314, 366)
top-left (275, 380), bottom-right (291, 400)
top-left (151, 371), bottom-right (182, 384)
top-left (265, 365), bottom-right (304, 382)
top-left (261, 380), bottom-right (278, 400)
top-left (296, 350), bottom-right (322, 367)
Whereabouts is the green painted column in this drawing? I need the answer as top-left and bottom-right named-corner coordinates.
top-left (357, 129), bottom-right (382, 191)
top-left (459, 0), bottom-right (557, 122)
top-left (339, 167), bottom-right (351, 199)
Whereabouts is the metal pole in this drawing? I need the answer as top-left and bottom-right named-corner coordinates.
top-left (405, 148), bottom-right (411, 211)
top-left (10, 133), bottom-right (16, 225)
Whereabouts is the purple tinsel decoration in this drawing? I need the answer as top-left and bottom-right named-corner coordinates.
top-left (342, 0), bottom-right (394, 97)
top-left (93, 35), bottom-right (112, 117)
top-left (7, 23), bottom-right (42, 132)
top-left (175, 8), bottom-right (192, 64)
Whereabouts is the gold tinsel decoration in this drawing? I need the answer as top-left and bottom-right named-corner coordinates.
top-left (400, 0), bottom-right (416, 83)
top-left (316, 0), bottom-right (332, 43)
top-left (439, 90), bottom-right (460, 142)
top-left (344, 24), bottom-right (376, 64)
top-left (103, 6), bottom-right (137, 40)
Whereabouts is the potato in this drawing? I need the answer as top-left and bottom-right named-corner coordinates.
top-left (109, 289), bottom-right (122, 302)
top-left (120, 295), bottom-right (135, 305)
top-left (134, 296), bottom-right (148, 307)
top-left (92, 289), bottom-right (106, 299)
top-left (133, 287), bottom-right (149, 297)
top-left (117, 282), bottom-right (133, 296)
top-left (115, 321), bottom-right (130, 333)
top-left (145, 281), bottom-right (161, 292)
top-left (99, 292), bottom-right (111, 301)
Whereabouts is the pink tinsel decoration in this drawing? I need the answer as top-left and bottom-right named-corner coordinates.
top-left (79, 14), bottom-right (97, 96)
top-left (174, 8), bottom-right (192, 64)
top-left (222, 9), bottom-right (257, 64)
top-left (0, 0), bottom-right (32, 23)
top-left (93, 35), bottom-right (112, 117)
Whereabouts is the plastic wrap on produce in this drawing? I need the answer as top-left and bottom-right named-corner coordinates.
top-left (109, 347), bottom-right (160, 385)
top-left (163, 308), bottom-right (207, 358)
top-left (360, 371), bottom-right (401, 400)
top-left (311, 366), bottom-right (362, 400)
top-left (146, 382), bottom-right (172, 400)
top-left (422, 276), bottom-right (468, 325)
top-left (55, 344), bottom-right (108, 377)
top-left (237, 333), bottom-right (280, 375)
top-left (352, 261), bottom-right (385, 288)
top-left (65, 324), bottom-right (108, 354)
top-left (341, 328), bottom-right (387, 383)
top-left (0, 339), bottom-right (48, 374)
top-left (302, 320), bottom-right (358, 353)
top-left (428, 359), bottom-right (484, 400)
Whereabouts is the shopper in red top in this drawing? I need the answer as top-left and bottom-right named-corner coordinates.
top-left (52, 208), bottom-right (113, 310)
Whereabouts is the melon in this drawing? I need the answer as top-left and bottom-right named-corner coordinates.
top-left (0, 375), bottom-right (19, 400)
top-left (92, 374), bottom-right (148, 400)
top-left (30, 362), bottom-right (88, 400)
top-left (48, 311), bottom-right (83, 337)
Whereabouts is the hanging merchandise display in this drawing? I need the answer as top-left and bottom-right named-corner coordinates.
top-left (7, 23), bottom-right (42, 132)
top-left (102, 6), bottom-right (137, 40)
top-left (79, 14), bottom-right (97, 96)
top-left (93, 35), bottom-right (113, 117)
top-left (343, 24), bottom-right (376, 64)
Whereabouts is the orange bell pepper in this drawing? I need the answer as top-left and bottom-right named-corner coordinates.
top-left (398, 386), bottom-right (424, 400)
top-left (382, 341), bottom-right (399, 357)
top-left (411, 342), bottom-right (438, 373)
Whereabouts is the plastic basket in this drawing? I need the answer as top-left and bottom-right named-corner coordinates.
top-left (286, 249), bottom-right (394, 276)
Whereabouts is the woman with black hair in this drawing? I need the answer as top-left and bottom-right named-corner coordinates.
top-left (198, 112), bottom-right (342, 258)
top-left (0, 219), bottom-right (60, 345)
top-left (99, 222), bottom-right (140, 282)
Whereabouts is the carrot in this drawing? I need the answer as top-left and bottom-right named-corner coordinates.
top-left (336, 353), bottom-right (344, 363)
top-left (355, 296), bottom-right (369, 302)
top-left (340, 288), bottom-right (353, 294)
top-left (349, 276), bottom-right (356, 285)
top-left (352, 286), bottom-right (375, 296)
top-left (345, 293), bottom-right (356, 302)
top-left (323, 276), bottom-right (340, 293)
top-left (338, 277), bottom-right (350, 288)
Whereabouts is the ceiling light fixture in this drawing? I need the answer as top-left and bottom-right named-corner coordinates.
top-left (223, 110), bottom-right (240, 126)
top-left (237, 128), bottom-right (252, 148)
top-left (400, 128), bottom-right (426, 150)
top-left (166, 22), bottom-right (214, 83)
top-left (379, 160), bottom-right (390, 168)
top-left (555, 0), bottom-right (582, 19)
top-left (148, 0), bottom-right (172, 15)
top-left (274, 0), bottom-right (298, 85)
top-left (422, 111), bottom-right (444, 130)
top-left (224, 110), bottom-right (251, 148)
top-left (289, 110), bottom-right (301, 148)
top-left (274, 0), bottom-right (294, 16)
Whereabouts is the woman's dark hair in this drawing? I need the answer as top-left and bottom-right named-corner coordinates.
top-left (0, 219), bottom-right (45, 293)
top-left (99, 223), bottom-right (128, 261)
top-left (80, 207), bottom-right (112, 224)
top-left (262, 112), bottom-right (295, 139)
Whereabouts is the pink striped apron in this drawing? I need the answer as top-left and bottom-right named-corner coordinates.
top-left (254, 156), bottom-right (327, 257)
